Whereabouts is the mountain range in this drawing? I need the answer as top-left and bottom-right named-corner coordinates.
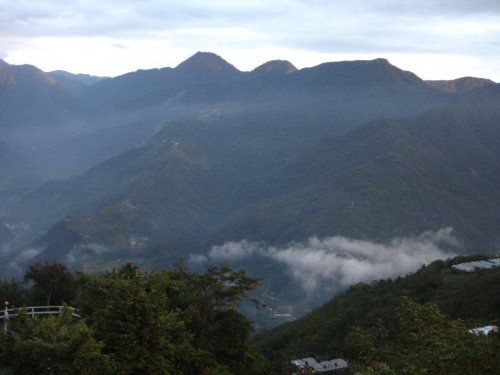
top-left (0, 53), bottom-right (498, 313)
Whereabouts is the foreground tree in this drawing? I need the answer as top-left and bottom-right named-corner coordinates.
top-left (76, 263), bottom-right (266, 375)
top-left (24, 261), bottom-right (76, 306)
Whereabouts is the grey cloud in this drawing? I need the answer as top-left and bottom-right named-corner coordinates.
top-left (192, 228), bottom-right (459, 293)
top-left (1, 0), bottom-right (498, 78)
top-left (326, 0), bottom-right (500, 16)
top-left (0, 0), bottom-right (279, 38)
top-left (5, 246), bottom-right (44, 275)
top-left (64, 243), bottom-right (113, 265)
top-left (2, 0), bottom-right (499, 59)
top-left (428, 0), bottom-right (500, 14)
top-left (269, 1), bottom-right (500, 55)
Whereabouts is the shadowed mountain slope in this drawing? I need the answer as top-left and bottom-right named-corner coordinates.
top-left (16, 84), bottom-right (498, 272)
top-left (0, 139), bottom-right (42, 244)
top-left (48, 70), bottom-right (108, 96)
top-left (0, 64), bottom-right (80, 129)
top-left (214, 84), bottom-right (500, 249)
top-left (0, 138), bottom-right (42, 198)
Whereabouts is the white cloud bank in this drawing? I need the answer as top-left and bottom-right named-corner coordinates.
top-left (190, 227), bottom-right (460, 292)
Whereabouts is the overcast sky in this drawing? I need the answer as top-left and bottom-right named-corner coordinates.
top-left (1, 0), bottom-right (499, 80)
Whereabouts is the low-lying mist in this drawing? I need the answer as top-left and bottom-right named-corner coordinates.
top-left (191, 227), bottom-right (460, 294)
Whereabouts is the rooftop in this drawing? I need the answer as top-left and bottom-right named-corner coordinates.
top-left (452, 258), bottom-right (500, 272)
top-left (290, 357), bottom-right (348, 373)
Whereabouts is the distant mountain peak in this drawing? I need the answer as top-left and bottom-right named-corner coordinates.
top-left (372, 58), bottom-right (390, 64)
top-left (252, 60), bottom-right (297, 75)
top-left (0, 64), bottom-right (57, 86)
top-left (175, 51), bottom-right (239, 73)
top-left (48, 70), bottom-right (108, 86)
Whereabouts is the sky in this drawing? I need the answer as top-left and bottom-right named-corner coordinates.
top-left (1, 0), bottom-right (499, 80)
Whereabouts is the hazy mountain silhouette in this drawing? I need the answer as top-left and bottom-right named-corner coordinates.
top-left (0, 59), bottom-right (9, 69)
top-left (426, 76), bottom-right (495, 94)
top-left (49, 70), bottom-right (108, 86)
top-left (0, 138), bottom-right (43, 233)
top-left (0, 64), bottom-right (79, 129)
top-left (17, 53), bottom-right (450, 179)
top-left (79, 51), bottom-right (241, 110)
top-left (175, 51), bottom-right (239, 74)
top-left (252, 60), bottom-right (297, 75)
top-left (48, 70), bottom-right (108, 95)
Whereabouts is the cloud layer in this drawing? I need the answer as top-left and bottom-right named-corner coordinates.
top-left (0, 0), bottom-right (499, 79)
top-left (191, 228), bottom-right (460, 292)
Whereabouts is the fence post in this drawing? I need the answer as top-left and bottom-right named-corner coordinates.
top-left (3, 301), bottom-right (9, 333)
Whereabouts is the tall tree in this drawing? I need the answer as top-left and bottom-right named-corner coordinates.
top-left (76, 263), bottom-right (266, 375)
top-left (24, 261), bottom-right (76, 306)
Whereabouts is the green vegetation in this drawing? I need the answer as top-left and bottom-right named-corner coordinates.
top-left (24, 261), bottom-right (77, 307)
top-left (1, 255), bottom-right (499, 374)
top-left (1, 263), bottom-right (270, 375)
top-left (351, 298), bottom-right (499, 374)
top-left (2, 309), bottom-right (112, 375)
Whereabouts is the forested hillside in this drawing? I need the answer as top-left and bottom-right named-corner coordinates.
top-left (216, 84), bottom-right (500, 249)
top-left (253, 254), bottom-right (500, 373)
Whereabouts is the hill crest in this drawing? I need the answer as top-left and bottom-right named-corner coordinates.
top-left (252, 60), bottom-right (297, 75)
top-left (175, 51), bottom-right (239, 73)
top-left (0, 64), bottom-right (58, 86)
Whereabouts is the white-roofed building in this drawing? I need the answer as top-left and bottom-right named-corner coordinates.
top-left (452, 258), bottom-right (500, 272)
top-left (287, 356), bottom-right (349, 374)
top-left (469, 325), bottom-right (498, 336)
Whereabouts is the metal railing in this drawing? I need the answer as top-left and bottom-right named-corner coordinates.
top-left (1, 306), bottom-right (81, 319)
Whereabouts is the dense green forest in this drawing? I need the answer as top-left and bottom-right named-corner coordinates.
top-left (1, 255), bottom-right (499, 374)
